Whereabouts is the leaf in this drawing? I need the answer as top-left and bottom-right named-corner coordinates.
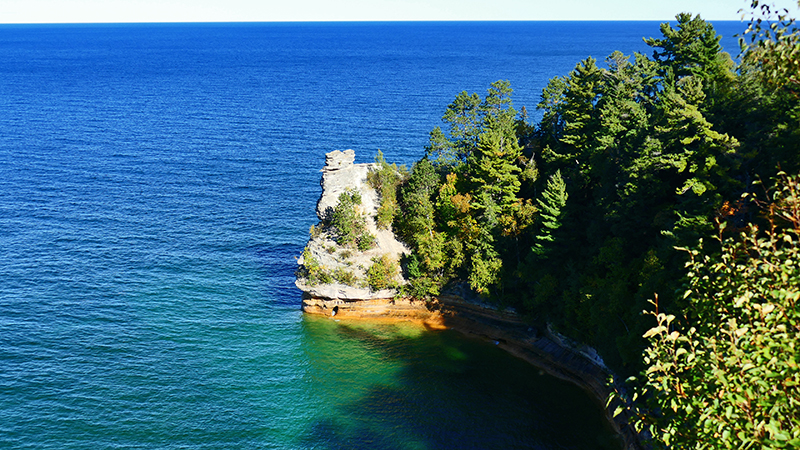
top-left (643, 326), bottom-right (665, 338)
top-left (735, 327), bottom-right (749, 338)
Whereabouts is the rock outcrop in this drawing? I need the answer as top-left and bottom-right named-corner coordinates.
top-left (300, 297), bottom-right (444, 327)
top-left (295, 150), bottom-right (410, 302)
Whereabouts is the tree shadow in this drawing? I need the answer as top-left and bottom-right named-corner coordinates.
top-left (299, 318), bottom-right (621, 450)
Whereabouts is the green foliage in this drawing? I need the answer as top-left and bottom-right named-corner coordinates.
top-left (356, 234), bottom-right (376, 252)
top-left (367, 150), bottom-right (406, 229)
top-left (559, 58), bottom-right (603, 154)
top-left (367, 254), bottom-right (400, 291)
top-left (396, 158), bottom-right (447, 297)
top-left (741, 0), bottom-right (800, 90)
top-left (298, 248), bottom-right (332, 286)
top-left (332, 267), bottom-right (359, 287)
top-left (395, 81), bottom-right (535, 297)
top-left (331, 189), bottom-right (376, 250)
top-left (645, 12), bottom-right (735, 89)
top-left (531, 170), bottom-right (567, 257)
top-left (626, 174), bottom-right (800, 449)
top-left (465, 232), bottom-right (503, 294)
top-left (309, 223), bottom-right (321, 239)
top-left (425, 90), bottom-right (482, 167)
top-left (425, 80), bottom-right (519, 168)
top-left (468, 124), bottom-right (523, 222)
top-left (521, 13), bottom-right (763, 371)
top-left (383, 9), bottom-right (799, 379)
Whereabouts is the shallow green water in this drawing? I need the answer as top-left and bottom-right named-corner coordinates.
top-left (299, 317), bottom-right (621, 449)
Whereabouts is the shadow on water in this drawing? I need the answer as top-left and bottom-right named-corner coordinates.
top-left (249, 242), bottom-right (305, 307)
top-left (299, 317), bottom-right (622, 450)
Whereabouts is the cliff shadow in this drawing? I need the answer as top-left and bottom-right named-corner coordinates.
top-left (298, 316), bottom-right (621, 450)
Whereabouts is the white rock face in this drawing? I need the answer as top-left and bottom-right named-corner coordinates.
top-left (296, 150), bottom-right (410, 301)
top-left (315, 149), bottom-right (372, 220)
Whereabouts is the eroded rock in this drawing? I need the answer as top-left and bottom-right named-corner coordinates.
top-left (296, 149), bottom-right (409, 301)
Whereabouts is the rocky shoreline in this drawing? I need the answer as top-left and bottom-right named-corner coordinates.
top-left (296, 150), bottom-right (643, 450)
top-left (300, 294), bottom-right (444, 328)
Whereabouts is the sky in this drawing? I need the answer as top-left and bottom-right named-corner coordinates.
top-left (0, 0), bottom-right (798, 24)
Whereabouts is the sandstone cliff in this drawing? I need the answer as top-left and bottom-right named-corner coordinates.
top-left (295, 149), bottom-right (410, 304)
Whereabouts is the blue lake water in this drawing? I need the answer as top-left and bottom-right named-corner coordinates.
top-left (0, 21), bottom-right (743, 449)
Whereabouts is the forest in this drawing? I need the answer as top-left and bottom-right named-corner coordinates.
top-left (371, 2), bottom-right (799, 448)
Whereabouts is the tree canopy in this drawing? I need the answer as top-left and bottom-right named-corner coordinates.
top-left (383, 7), bottom-right (798, 447)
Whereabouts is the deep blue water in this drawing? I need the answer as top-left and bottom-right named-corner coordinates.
top-left (0, 21), bottom-right (743, 449)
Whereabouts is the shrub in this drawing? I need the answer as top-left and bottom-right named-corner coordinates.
top-left (298, 247), bottom-right (332, 286)
top-left (331, 188), bottom-right (376, 250)
top-left (367, 150), bottom-right (406, 229)
top-left (333, 267), bottom-right (359, 286)
top-left (621, 173), bottom-right (800, 449)
top-left (367, 254), bottom-right (400, 291)
top-left (357, 233), bottom-right (376, 251)
top-left (309, 223), bottom-right (321, 238)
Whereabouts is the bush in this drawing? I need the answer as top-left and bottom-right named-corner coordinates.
top-left (333, 267), bottom-right (359, 286)
top-left (331, 188), bottom-right (376, 250)
top-left (298, 248), bottom-right (332, 286)
top-left (367, 150), bottom-right (406, 229)
top-left (367, 254), bottom-right (400, 291)
top-left (309, 223), bottom-right (321, 238)
top-left (623, 173), bottom-right (800, 449)
top-left (357, 233), bottom-right (376, 251)
top-left (404, 252), bottom-right (443, 299)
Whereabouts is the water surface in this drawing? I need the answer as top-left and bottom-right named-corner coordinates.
top-left (0, 21), bottom-right (744, 449)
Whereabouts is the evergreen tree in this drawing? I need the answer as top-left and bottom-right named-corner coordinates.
top-left (396, 158), bottom-right (447, 297)
top-left (531, 170), bottom-right (567, 257)
top-left (425, 91), bottom-right (483, 168)
top-left (645, 12), bottom-right (734, 90)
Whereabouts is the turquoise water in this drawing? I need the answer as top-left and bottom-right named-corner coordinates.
top-left (0, 21), bottom-right (745, 449)
top-left (301, 318), bottom-right (620, 449)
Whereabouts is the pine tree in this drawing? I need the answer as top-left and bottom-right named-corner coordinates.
top-left (531, 170), bottom-right (568, 257)
top-left (645, 12), bottom-right (734, 88)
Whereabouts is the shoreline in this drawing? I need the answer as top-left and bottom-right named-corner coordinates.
top-left (301, 295), bottom-right (447, 329)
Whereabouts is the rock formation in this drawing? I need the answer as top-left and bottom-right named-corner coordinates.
top-left (295, 149), bottom-right (410, 303)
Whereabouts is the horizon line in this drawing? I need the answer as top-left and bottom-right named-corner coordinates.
top-left (0, 18), bottom-right (748, 26)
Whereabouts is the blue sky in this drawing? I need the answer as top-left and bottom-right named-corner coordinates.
top-left (1, 0), bottom-right (797, 23)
